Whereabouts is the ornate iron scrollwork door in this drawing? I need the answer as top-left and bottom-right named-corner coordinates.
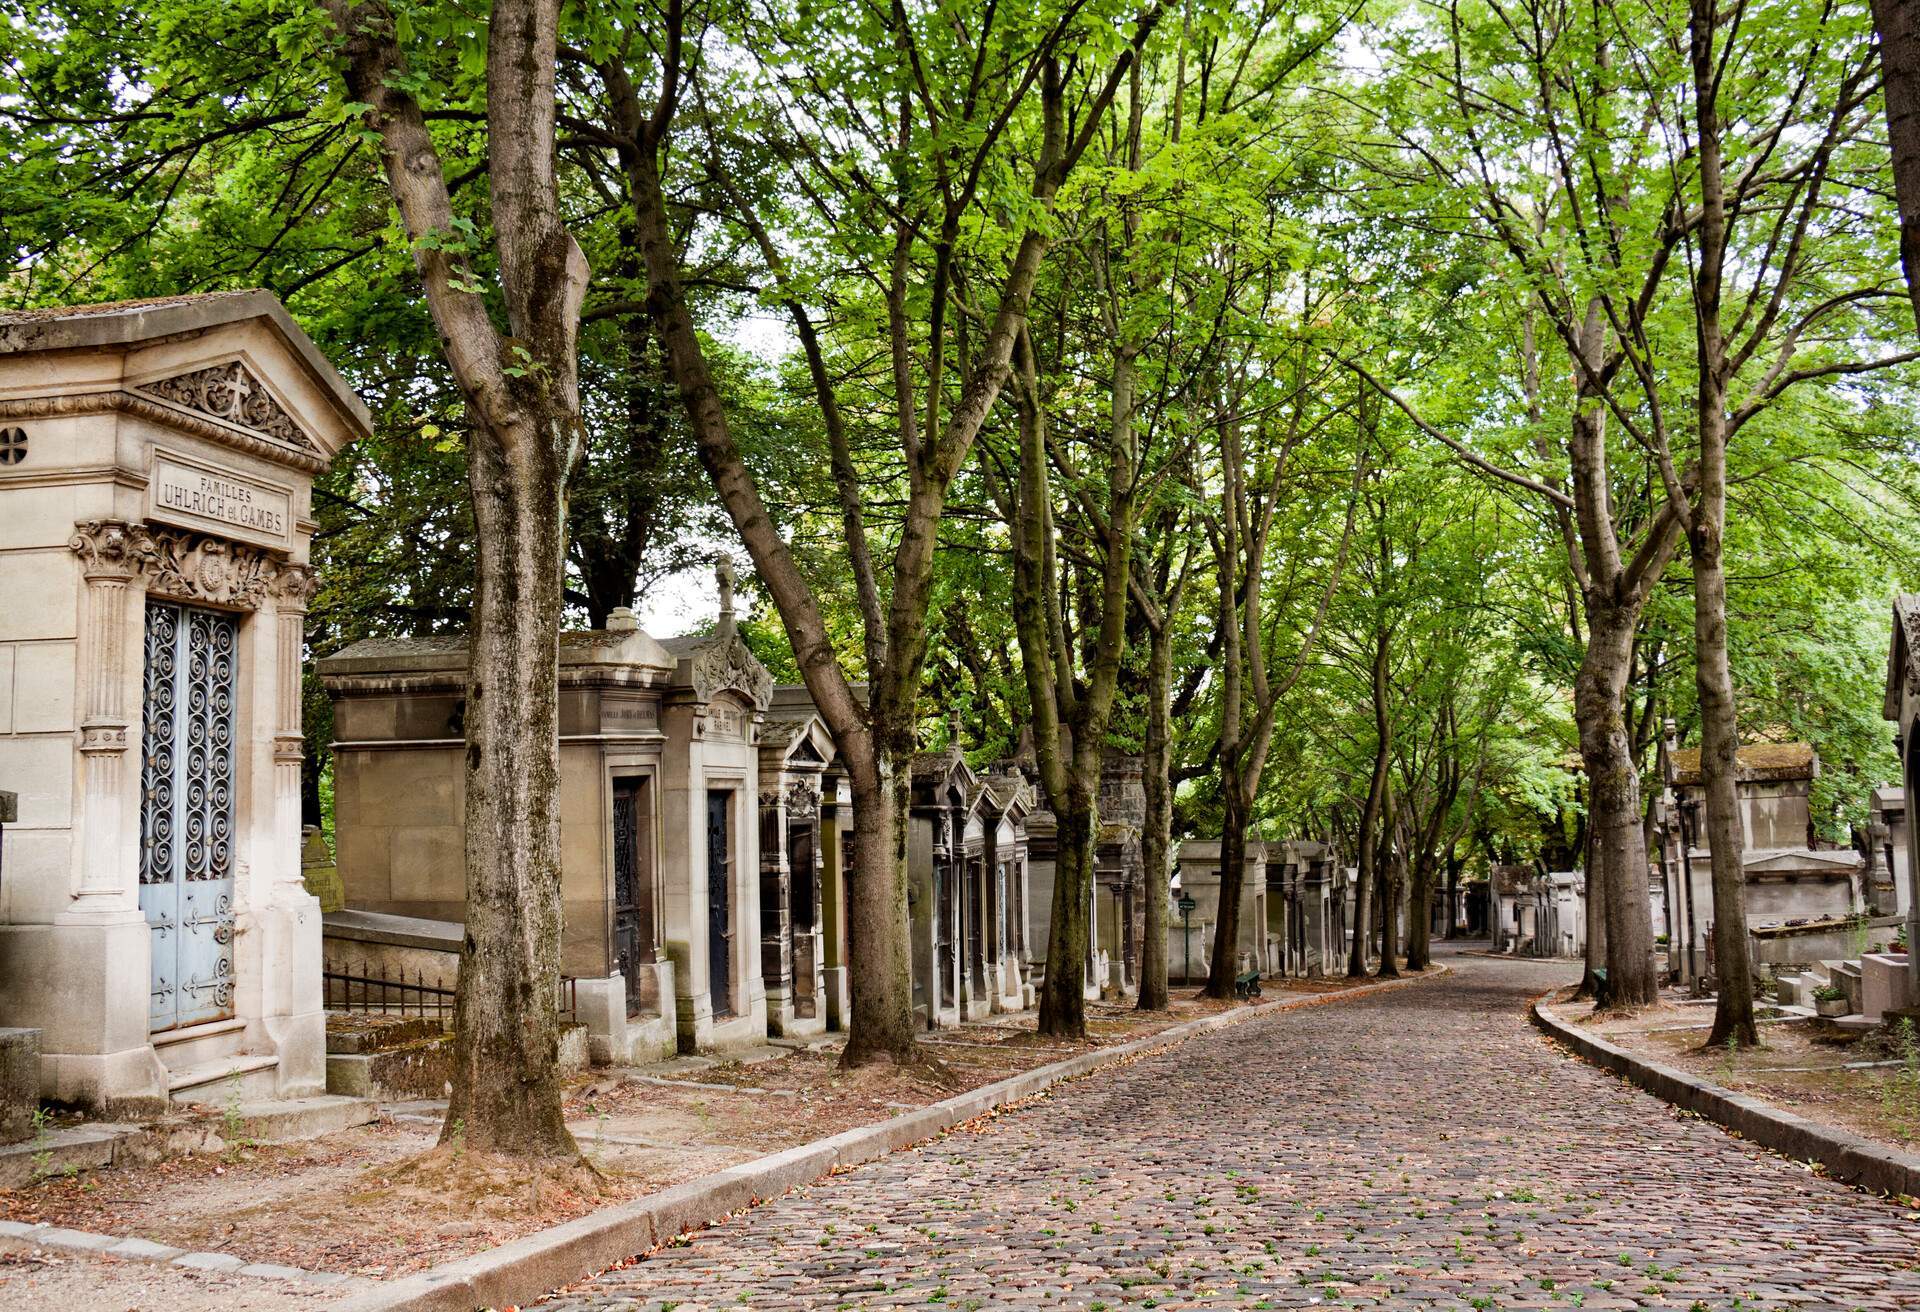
top-left (140, 601), bottom-right (239, 1032)
top-left (707, 789), bottom-right (733, 1018)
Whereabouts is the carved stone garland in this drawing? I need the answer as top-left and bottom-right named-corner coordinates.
top-left (70, 518), bottom-right (301, 612)
top-left (138, 361), bottom-right (313, 451)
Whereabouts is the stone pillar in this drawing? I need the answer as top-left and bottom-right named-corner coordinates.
top-left (273, 567), bottom-right (317, 899)
top-left (759, 780), bottom-right (794, 1035)
top-left (67, 520), bottom-right (142, 912)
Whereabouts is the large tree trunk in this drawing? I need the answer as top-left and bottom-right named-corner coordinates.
top-left (840, 756), bottom-right (918, 1063)
top-left (1377, 831), bottom-right (1402, 978)
top-left (1690, 0), bottom-right (1757, 1049)
top-left (321, 0), bottom-right (588, 1160)
top-left (626, 140), bottom-right (918, 1065)
top-left (1137, 617), bottom-right (1174, 1011)
top-left (1204, 786), bottom-right (1252, 996)
top-left (1695, 496), bottom-right (1757, 1047)
top-left (1038, 779), bottom-right (1096, 1034)
top-left (1874, 0), bottom-right (1920, 331)
top-left (1573, 592), bottom-right (1657, 1007)
top-left (445, 422), bottom-right (579, 1160)
top-left (1348, 634), bottom-right (1391, 976)
top-left (1405, 848), bottom-right (1434, 971)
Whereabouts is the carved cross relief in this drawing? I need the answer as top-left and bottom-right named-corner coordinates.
top-left (137, 362), bottom-right (314, 451)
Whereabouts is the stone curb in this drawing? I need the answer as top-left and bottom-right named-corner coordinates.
top-left (1531, 997), bottom-right (1920, 1200)
top-left (0, 1219), bottom-right (355, 1287)
top-left (333, 966), bottom-right (1450, 1312)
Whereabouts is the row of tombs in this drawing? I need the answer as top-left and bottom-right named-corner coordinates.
top-left (0, 291), bottom-right (1375, 1113)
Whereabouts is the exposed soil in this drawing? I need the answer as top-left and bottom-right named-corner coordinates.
top-left (0, 977), bottom-right (1377, 1283)
top-left (1544, 990), bottom-right (1920, 1153)
top-left (0, 1240), bottom-right (339, 1312)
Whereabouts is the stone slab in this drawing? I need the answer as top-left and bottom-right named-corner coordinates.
top-left (172, 1250), bottom-right (246, 1272)
top-left (36, 1226), bottom-right (116, 1251)
top-left (108, 1236), bottom-right (187, 1261)
top-left (234, 1094), bottom-right (377, 1143)
top-left (238, 1261), bottom-right (315, 1281)
top-left (0, 1123), bottom-right (124, 1188)
top-left (0, 1028), bottom-right (40, 1144)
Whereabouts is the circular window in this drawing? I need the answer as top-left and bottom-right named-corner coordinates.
top-left (0, 427), bottom-right (24, 465)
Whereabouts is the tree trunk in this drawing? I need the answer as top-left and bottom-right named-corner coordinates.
top-left (840, 755), bottom-right (918, 1063)
top-left (1406, 851), bottom-right (1434, 971)
top-left (1377, 841), bottom-right (1401, 978)
top-left (1137, 616), bottom-right (1174, 1011)
top-left (1038, 783), bottom-right (1095, 1034)
top-left (1695, 505), bottom-right (1757, 1047)
top-left (443, 406), bottom-right (579, 1161)
top-left (1874, 0), bottom-right (1920, 332)
top-left (1690, 0), bottom-right (1757, 1049)
top-left (320, 0), bottom-right (589, 1160)
top-left (1204, 786), bottom-right (1251, 997)
top-left (1348, 634), bottom-right (1391, 976)
top-left (1572, 593), bottom-right (1657, 1007)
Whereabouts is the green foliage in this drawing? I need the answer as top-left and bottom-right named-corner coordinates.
top-left (4, 0), bottom-right (1915, 867)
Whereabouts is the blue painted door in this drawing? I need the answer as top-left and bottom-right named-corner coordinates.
top-left (139, 601), bottom-right (239, 1032)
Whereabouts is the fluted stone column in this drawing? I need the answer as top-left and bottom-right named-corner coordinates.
top-left (67, 520), bottom-right (143, 912)
top-left (272, 566), bottom-right (317, 898)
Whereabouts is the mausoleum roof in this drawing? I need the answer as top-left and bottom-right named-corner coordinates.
top-left (319, 625), bottom-right (677, 680)
top-left (1669, 742), bottom-right (1816, 786)
top-left (0, 288), bottom-right (373, 444)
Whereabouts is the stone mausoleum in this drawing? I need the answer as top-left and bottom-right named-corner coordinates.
top-left (0, 292), bottom-right (369, 1108)
top-left (319, 569), bottom-right (776, 1057)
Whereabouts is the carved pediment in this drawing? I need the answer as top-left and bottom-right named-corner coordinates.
top-left (137, 362), bottom-right (314, 451)
top-left (685, 633), bottom-right (773, 709)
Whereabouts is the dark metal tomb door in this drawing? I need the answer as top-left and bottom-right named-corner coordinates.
top-left (140, 601), bottom-right (239, 1033)
top-left (611, 777), bottom-right (654, 1015)
top-left (707, 789), bottom-right (733, 1017)
top-left (788, 822), bottom-right (817, 1018)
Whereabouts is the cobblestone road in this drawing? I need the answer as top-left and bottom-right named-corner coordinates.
top-left (543, 947), bottom-right (1920, 1311)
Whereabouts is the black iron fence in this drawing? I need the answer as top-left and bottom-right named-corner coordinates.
top-left (322, 960), bottom-right (455, 1019)
top-left (322, 960), bottom-right (578, 1022)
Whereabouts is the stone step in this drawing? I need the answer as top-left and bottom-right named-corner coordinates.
top-left (150, 1017), bottom-right (248, 1074)
top-left (324, 1014), bottom-right (445, 1055)
top-left (165, 1053), bottom-right (279, 1105)
top-left (231, 1094), bottom-right (376, 1143)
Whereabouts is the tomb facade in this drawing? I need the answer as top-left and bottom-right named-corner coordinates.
top-left (0, 292), bottom-right (369, 1107)
top-left (1662, 736), bottom-right (1865, 981)
top-left (319, 574), bottom-right (773, 1057)
top-left (1881, 596), bottom-right (1920, 993)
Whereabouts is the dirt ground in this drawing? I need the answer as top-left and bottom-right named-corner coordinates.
top-left (1543, 989), bottom-right (1920, 1152)
top-left (0, 1241), bottom-right (344, 1312)
top-left (0, 982), bottom-right (1364, 1284)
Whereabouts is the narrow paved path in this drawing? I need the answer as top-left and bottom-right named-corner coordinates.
top-left (544, 946), bottom-right (1920, 1310)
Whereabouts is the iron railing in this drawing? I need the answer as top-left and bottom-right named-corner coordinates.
top-left (322, 960), bottom-right (578, 1021)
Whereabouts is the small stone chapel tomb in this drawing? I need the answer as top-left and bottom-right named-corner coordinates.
top-left (0, 292), bottom-right (370, 1108)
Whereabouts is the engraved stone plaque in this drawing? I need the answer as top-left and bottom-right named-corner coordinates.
top-left (601, 695), bottom-right (661, 736)
top-left (149, 450), bottom-right (293, 549)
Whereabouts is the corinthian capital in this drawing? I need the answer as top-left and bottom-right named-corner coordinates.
top-left (274, 563), bottom-right (320, 611)
top-left (68, 518), bottom-right (147, 580)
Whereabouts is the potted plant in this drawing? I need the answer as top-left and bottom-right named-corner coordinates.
top-left (1813, 984), bottom-right (1848, 1018)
